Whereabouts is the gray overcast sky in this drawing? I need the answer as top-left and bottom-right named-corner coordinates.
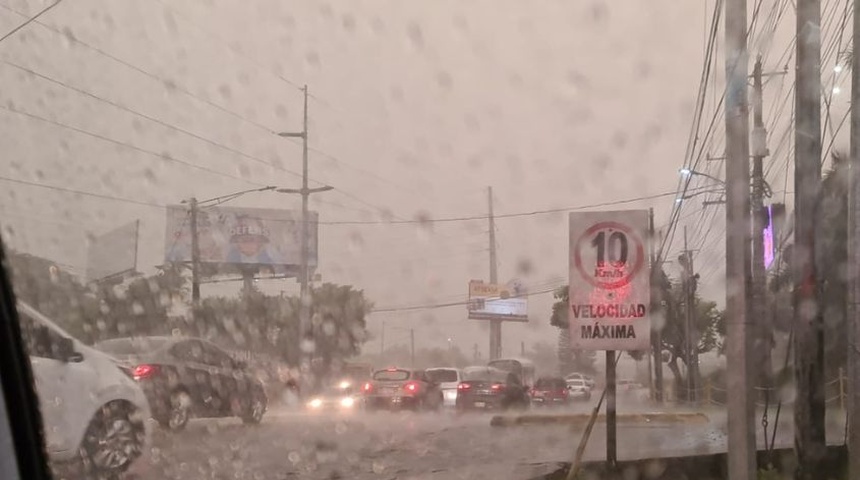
top-left (0, 0), bottom-right (842, 357)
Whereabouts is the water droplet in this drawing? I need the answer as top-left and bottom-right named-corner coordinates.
top-left (406, 22), bottom-right (423, 49)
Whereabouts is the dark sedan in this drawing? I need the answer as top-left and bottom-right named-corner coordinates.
top-left (455, 366), bottom-right (530, 412)
top-left (362, 368), bottom-right (443, 411)
top-left (95, 336), bottom-right (267, 430)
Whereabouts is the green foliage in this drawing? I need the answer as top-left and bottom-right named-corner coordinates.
top-left (6, 251), bottom-right (371, 378)
top-left (656, 268), bottom-right (725, 394)
top-left (549, 286), bottom-right (600, 374)
top-left (768, 152), bottom-right (849, 379)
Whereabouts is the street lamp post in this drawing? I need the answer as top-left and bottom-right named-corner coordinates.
top-left (278, 85), bottom-right (333, 384)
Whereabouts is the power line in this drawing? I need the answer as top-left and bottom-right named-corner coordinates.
top-left (0, 2), bottom-right (422, 217)
top-left (0, 0), bottom-right (65, 44)
top-left (319, 188), bottom-right (703, 226)
top-left (0, 2), bottom-right (284, 138)
top-left (0, 104), bottom-right (268, 187)
top-left (1, 60), bottom-right (307, 181)
top-left (372, 284), bottom-right (561, 314)
top-left (151, 0), bottom-right (304, 92)
top-left (0, 174), bottom-right (166, 209)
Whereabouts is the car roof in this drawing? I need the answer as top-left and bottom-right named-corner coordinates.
top-left (16, 301), bottom-right (75, 340)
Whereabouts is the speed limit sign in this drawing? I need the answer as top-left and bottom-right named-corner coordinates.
top-left (569, 210), bottom-right (650, 350)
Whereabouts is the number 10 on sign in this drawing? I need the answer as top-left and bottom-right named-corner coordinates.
top-left (569, 210), bottom-right (651, 350)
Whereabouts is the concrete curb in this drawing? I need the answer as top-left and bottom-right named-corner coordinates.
top-left (490, 412), bottom-right (710, 427)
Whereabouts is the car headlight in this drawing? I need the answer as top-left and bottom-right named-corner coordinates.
top-left (308, 398), bottom-right (323, 409)
top-left (340, 397), bottom-right (355, 408)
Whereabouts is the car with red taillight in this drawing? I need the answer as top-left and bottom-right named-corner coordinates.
top-left (455, 366), bottom-right (530, 412)
top-left (94, 336), bottom-right (267, 431)
top-left (530, 377), bottom-right (571, 407)
top-left (362, 368), bottom-right (442, 411)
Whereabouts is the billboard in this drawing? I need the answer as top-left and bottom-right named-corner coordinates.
top-left (467, 279), bottom-right (528, 322)
top-left (164, 205), bottom-right (318, 276)
top-left (86, 220), bottom-right (139, 282)
top-left (569, 210), bottom-right (650, 350)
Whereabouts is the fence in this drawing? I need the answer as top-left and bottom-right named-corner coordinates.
top-left (658, 369), bottom-right (847, 410)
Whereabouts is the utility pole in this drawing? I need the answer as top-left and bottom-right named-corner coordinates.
top-left (847, 0), bottom-right (860, 472)
top-left (679, 227), bottom-right (700, 402)
top-left (488, 186), bottom-right (501, 360)
top-left (380, 320), bottom-right (385, 356)
top-left (725, 0), bottom-right (756, 475)
top-left (751, 54), bottom-right (775, 400)
top-left (649, 208), bottom-right (664, 402)
top-left (410, 328), bottom-right (415, 368)
top-left (794, 1), bottom-right (826, 478)
top-left (189, 197), bottom-right (201, 308)
top-left (277, 85), bottom-right (333, 383)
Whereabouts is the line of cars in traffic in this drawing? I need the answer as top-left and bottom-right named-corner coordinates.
top-left (302, 359), bottom-right (602, 414)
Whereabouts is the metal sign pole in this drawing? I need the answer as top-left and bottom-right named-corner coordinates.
top-left (606, 350), bottom-right (617, 468)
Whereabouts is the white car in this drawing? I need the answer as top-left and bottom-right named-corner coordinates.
top-left (425, 367), bottom-right (462, 407)
top-left (565, 372), bottom-right (595, 389)
top-left (16, 302), bottom-right (151, 478)
top-left (566, 379), bottom-right (592, 401)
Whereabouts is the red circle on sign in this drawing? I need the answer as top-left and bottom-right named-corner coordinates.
top-left (574, 221), bottom-right (645, 289)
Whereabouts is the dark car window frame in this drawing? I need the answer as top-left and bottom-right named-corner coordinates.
top-left (170, 340), bottom-right (205, 363)
top-left (199, 342), bottom-right (234, 368)
top-left (17, 311), bottom-right (64, 362)
top-left (0, 242), bottom-right (54, 479)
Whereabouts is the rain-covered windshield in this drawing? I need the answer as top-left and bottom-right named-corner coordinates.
top-left (535, 378), bottom-right (566, 389)
top-left (372, 369), bottom-right (411, 381)
top-left (0, 1), bottom-right (852, 479)
top-left (426, 369), bottom-right (458, 383)
top-left (95, 337), bottom-right (171, 355)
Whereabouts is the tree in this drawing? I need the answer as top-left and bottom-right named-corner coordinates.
top-left (768, 152), bottom-right (849, 381)
top-left (193, 283), bottom-right (372, 380)
top-left (7, 251), bottom-right (95, 340)
top-left (656, 268), bottom-right (724, 399)
top-left (550, 286), bottom-right (597, 374)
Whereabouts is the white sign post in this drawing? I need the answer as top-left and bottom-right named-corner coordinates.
top-left (568, 210), bottom-right (651, 350)
top-left (569, 209), bottom-right (651, 470)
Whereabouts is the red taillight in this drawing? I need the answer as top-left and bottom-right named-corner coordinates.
top-left (363, 382), bottom-right (373, 393)
top-left (558, 389), bottom-right (569, 396)
top-left (404, 382), bottom-right (419, 393)
top-left (457, 383), bottom-right (471, 391)
top-left (491, 383), bottom-right (505, 391)
top-left (132, 364), bottom-right (157, 380)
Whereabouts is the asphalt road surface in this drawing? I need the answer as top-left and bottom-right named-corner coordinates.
top-left (120, 403), bottom-right (847, 480)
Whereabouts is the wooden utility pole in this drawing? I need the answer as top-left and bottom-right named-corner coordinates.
top-left (410, 328), bottom-right (415, 367)
top-left (189, 197), bottom-right (201, 307)
top-left (794, 1), bottom-right (826, 478)
top-left (277, 86), bottom-right (333, 382)
top-left (679, 227), bottom-right (700, 401)
top-left (725, 0), bottom-right (756, 475)
top-left (750, 55), bottom-right (773, 395)
top-left (488, 186), bottom-right (501, 359)
top-left (650, 209), bottom-right (664, 403)
top-left (848, 0), bottom-right (860, 472)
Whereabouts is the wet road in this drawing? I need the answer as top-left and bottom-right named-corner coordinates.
top-left (123, 404), bottom-right (848, 480)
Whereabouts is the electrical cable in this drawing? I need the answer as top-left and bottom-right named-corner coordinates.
top-left (0, 104), bottom-right (269, 187)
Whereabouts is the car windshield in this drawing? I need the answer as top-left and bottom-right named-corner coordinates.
top-left (426, 369), bottom-right (458, 383)
top-left (1, 1), bottom-right (840, 478)
top-left (462, 368), bottom-right (508, 383)
top-left (536, 378), bottom-right (566, 389)
top-left (95, 337), bottom-right (171, 355)
top-left (373, 370), bottom-right (411, 381)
